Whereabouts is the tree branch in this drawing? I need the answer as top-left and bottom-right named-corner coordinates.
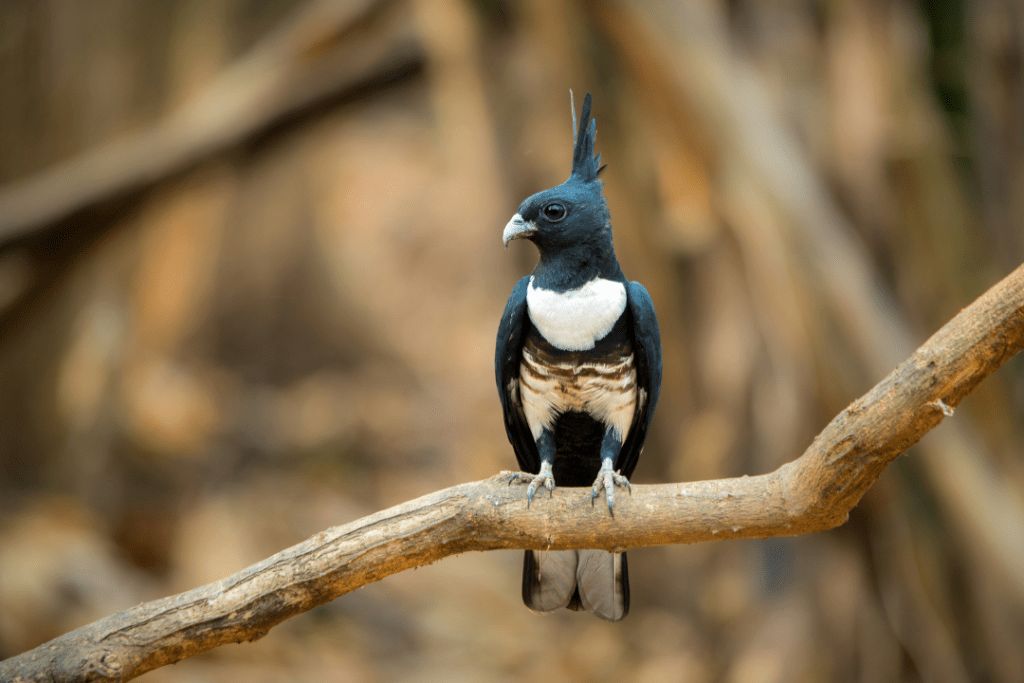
top-left (0, 0), bottom-right (422, 247)
top-left (3, 262), bottom-right (1023, 682)
top-left (601, 0), bottom-right (1024, 602)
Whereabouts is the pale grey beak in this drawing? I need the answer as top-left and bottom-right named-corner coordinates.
top-left (503, 213), bottom-right (537, 247)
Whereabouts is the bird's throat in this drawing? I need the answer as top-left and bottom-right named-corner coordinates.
top-left (532, 244), bottom-right (619, 293)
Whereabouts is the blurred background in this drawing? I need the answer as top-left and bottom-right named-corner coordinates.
top-left (1, 0), bottom-right (1023, 681)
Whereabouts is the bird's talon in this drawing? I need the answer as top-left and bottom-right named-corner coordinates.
top-left (589, 469), bottom-right (632, 516)
top-left (511, 470), bottom-right (555, 506)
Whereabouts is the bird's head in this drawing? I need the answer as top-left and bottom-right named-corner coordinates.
top-left (503, 92), bottom-right (610, 255)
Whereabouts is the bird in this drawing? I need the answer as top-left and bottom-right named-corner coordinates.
top-left (495, 92), bottom-right (662, 622)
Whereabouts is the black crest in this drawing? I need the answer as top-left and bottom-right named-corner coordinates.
top-left (571, 91), bottom-right (603, 182)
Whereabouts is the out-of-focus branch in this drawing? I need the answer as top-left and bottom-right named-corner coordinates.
top-left (0, 0), bottom-right (422, 247)
top-left (2, 264), bottom-right (1022, 683)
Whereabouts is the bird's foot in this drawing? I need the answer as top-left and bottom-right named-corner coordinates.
top-left (509, 463), bottom-right (555, 506)
top-left (590, 459), bottom-right (631, 516)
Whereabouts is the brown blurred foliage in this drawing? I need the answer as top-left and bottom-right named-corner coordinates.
top-left (1, 0), bottom-right (1023, 681)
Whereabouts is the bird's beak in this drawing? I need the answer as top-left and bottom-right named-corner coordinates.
top-left (502, 213), bottom-right (537, 248)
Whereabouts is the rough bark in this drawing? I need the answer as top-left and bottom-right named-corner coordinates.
top-left (2, 264), bottom-right (1022, 682)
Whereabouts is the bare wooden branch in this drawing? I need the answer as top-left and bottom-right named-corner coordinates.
top-left (601, 0), bottom-right (1024, 602)
top-left (2, 263), bottom-right (1022, 682)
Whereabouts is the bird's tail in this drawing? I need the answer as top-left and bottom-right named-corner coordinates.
top-left (522, 549), bottom-right (629, 621)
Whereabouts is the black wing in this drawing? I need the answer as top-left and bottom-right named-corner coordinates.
top-left (615, 282), bottom-right (662, 478)
top-left (496, 276), bottom-right (540, 473)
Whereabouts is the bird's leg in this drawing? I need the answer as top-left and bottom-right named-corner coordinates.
top-left (509, 429), bottom-right (557, 506)
top-left (590, 428), bottom-right (631, 515)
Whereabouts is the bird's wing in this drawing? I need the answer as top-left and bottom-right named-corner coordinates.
top-left (616, 281), bottom-right (663, 477)
top-left (496, 276), bottom-right (540, 473)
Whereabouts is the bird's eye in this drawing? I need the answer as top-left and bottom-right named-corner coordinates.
top-left (543, 203), bottom-right (567, 222)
